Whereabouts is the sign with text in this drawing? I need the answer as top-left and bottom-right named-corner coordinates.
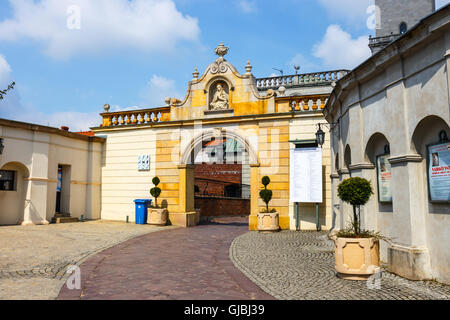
top-left (376, 154), bottom-right (392, 202)
top-left (138, 155), bottom-right (150, 171)
top-left (428, 142), bottom-right (450, 202)
top-left (290, 148), bottom-right (323, 203)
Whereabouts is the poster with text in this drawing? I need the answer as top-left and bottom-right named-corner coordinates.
top-left (289, 148), bottom-right (323, 203)
top-left (428, 142), bottom-right (450, 202)
top-left (377, 154), bottom-right (392, 202)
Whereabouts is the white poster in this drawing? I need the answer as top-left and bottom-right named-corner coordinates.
top-left (290, 148), bottom-right (323, 203)
top-left (428, 142), bottom-right (450, 202)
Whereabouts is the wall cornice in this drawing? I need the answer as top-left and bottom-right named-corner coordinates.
top-left (388, 154), bottom-right (423, 164)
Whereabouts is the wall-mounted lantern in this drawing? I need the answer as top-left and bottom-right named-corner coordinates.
top-left (0, 138), bottom-right (4, 155)
top-left (315, 124), bottom-right (325, 147)
top-left (439, 130), bottom-right (448, 142)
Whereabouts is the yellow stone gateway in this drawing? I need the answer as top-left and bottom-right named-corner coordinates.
top-left (92, 43), bottom-right (348, 231)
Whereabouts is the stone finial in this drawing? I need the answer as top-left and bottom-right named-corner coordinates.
top-left (278, 86), bottom-right (286, 96)
top-left (245, 60), bottom-right (252, 75)
top-left (104, 104), bottom-right (110, 112)
top-left (165, 97), bottom-right (171, 107)
top-left (193, 67), bottom-right (199, 80)
top-left (215, 42), bottom-right (229, 59)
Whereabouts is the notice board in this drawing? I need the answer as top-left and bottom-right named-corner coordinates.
top-left (427, 142), bottom-right (450, 202)
top-left (289, 148), bottom-right (323, 203)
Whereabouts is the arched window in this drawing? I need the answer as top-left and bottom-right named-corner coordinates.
top-left (399, 22), bottom-right (407, 34)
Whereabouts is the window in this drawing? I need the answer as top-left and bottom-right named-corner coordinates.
top-left (399, 22), bottom-right (407, 34)
top-left (0, 170), bottom-right (16, 191)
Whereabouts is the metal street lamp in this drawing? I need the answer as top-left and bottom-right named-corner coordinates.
top-left (315, 124), bottom-right (325, 147)
top-left (0, 138), bottom-right (4, 155)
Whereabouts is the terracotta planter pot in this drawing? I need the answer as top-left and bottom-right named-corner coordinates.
top-left (257, 212), bottom-right (280, 232)
top-left (148, 208), bottom-right (168, 226)
top-left (334, 236), bottom-right (381, 280)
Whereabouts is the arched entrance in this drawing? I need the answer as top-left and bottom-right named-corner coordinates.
top-left (179, 129), bottom-right (259, 224)
top-left (0, 162), bottom-right (30, 225)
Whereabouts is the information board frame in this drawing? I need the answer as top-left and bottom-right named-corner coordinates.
top-left (376, 153), bottom-right (393, 203)
top-left (426, 141), bottom-right (450, 203)
top-left (289, 147), bottom-right (323, 204)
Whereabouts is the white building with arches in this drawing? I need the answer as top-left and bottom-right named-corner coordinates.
top-left (0, 119), bottom-right (104, 225)
top-left (325, 5), bottom-right (450, 284)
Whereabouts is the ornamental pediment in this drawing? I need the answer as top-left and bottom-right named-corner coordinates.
top-left (167, 43), bottom-right (276, 121)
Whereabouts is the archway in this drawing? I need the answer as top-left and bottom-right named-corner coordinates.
top-left (180, 129), bottom-right (259, 222)
top-left (411, 115), bottom-right (450, 207)
top-left (363, 132), bottom-right (392, 232)
top-left (0, 162), bottom-right (30, 225)
top-left (411, 115), bottom-right (450, 157)
top-left (344, 145), bottom-right (352, 172)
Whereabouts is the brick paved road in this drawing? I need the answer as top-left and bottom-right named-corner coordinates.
top-left (58, 217), bottom-right (274, 300)
top-left (230, 231), bottom-right (450, 300)
top-left (0, 221), bottom-right (177, 300)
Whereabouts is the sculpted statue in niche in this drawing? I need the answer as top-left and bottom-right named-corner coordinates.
top-left (209, 82), bottom-right (229, 110)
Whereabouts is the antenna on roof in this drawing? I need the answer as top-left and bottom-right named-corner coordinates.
top-left (272, 68), bottom-right (283, 76)
top-left (294, 65), bottom-right (300, 75)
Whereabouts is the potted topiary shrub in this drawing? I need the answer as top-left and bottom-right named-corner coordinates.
top-left (333, 177), bottom-right (383, 280)
top-left (257, 176), bottom-right (279, 232)
top-left (148, 177), bottom-right (168, 226)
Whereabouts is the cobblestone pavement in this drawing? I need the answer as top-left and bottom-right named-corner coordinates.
top-left (0, 221), bottom-right (177, 300)
top-left (58, 217), bottom-right (274, 300)
top-left (230, 231), bottom-right (450, 300)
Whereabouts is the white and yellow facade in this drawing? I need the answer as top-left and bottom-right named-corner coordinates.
top-left (93, 45), bottom-right (347, 231)
top-left (0, 119), bottom-right (104, 225)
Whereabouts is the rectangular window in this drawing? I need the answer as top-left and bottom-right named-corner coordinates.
top-left (0, 170), bottom-right (16, 191)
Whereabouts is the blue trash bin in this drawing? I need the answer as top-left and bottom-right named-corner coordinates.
top-left (133, 199), bottom-right (152, 224)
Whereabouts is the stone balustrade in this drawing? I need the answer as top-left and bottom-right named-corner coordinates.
top-left (99, 94), bottom-right (330, 128)
top-left (101, 107), bottom-right (171, 127)
top-left (279, 94), bottom-right (329, 111)
top-left (369, 34), bottom-right (401, 47)
top-left (256, 70), bottom-right (348, 90)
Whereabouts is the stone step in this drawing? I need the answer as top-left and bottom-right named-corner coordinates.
top-left (54, 213), bottom-right (71, 218)
top-left (51, 217), bottom-right (79, 224)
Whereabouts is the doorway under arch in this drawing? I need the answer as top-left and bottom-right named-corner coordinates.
top-left (179, 129), bottom-right (259, 223)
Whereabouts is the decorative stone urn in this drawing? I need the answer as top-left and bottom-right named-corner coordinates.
top-left (333, 237), bottom-right (381, 280)
top-left (148, 208), bottom-right (168, 226)
top-left (257, 212), bottom-right (280, 232)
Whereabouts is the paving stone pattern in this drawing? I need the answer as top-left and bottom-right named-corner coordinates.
top-left (230, 231), bottom-right (450, 300)
top-left (0, 221), bottom-right (177, 300)
top-left (57, 217), bottom-right (274, 300)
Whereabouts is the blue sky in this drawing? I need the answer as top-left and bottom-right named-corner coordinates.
top-left (0, 0), bottom-right (448, 131)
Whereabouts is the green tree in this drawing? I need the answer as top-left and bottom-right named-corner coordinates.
top-left (337, 177), bottom-right (374, 235)
top-left (259, 176), bottom-right (273, 213)
top-left (150, 177), bottom-right (162, 207)
top-left (0, 82), bottom-right (15, 100)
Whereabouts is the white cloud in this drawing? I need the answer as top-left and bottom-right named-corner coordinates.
top-left (0, 55), bottom-right (12, 86)
top-left (313, 25), bottom-right (371, 70)
top-left (140, 74), bottom-right (182, 107)
top-left (237, 0), bottom-right (258, 13)
top-left (0, 54), bottom-right (178, 130)
top-left (0, 54), bottom-right (99, 131)
top-left (0, 0), bottom-right (200, 59)
top-left (0, 99), bottom-right (101, 131)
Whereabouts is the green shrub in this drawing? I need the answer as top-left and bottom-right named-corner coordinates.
top-left (337, 177), bottom-right (374, 236)
top-left (259, 176), bottom-right (275, 213)
top-left (150, 176), bottom-right (162, 207)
